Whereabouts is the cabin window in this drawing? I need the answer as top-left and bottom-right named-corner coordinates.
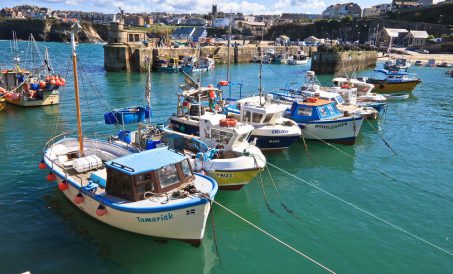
top-left (107, 169), bottom-right (134, 201)
top-left (263, 113), bottom-right (273, 123)
top-left (252, 112), bottom-right (263, 123)
top-left (158, 165), bottom-right (180, 188)
top-left (297, 107), bottom-right (312, 116)
top-left (181, 159), bottom-right (193, 178)
top-left (244, 111), bottom-right (252, 123)
top-left (318, 106), bottom-right (329, 118)
top-left (335, 96), bottom-right (345, 104)
top-left (135, 172), bottom-right (155, 200)
top-left (211, 128), bottom-right (233, 144)
top-left (326, 104), bottom-right (337, 115)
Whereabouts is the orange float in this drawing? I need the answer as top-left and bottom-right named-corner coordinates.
top-left (219, 118), bottom-right (237, 127)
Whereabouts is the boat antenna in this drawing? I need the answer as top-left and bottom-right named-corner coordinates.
top-left (70, 21), bottom-right (85, 157)
top-left (226, 10), bottom-right (232, 82)
top-left (259, 28), bottom-right (264, 106)
top-left (145, 56), bottom-right (152, 125)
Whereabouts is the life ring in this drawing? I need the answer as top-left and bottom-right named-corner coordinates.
top-left (308, 97), bottom-right (318, 103)
top-left (219, 118), bottom-right (237, 127)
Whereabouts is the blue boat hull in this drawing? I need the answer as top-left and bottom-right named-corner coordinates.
top-left (249, 134), bottom-right (299, 150)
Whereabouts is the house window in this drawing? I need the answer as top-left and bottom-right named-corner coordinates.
top-left (158, 165), bottom-right (180, 188)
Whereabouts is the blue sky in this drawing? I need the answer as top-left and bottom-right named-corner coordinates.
top-left (2, 0), bottom-right (387, 14)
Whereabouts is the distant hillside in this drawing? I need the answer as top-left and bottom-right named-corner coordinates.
top-left (0, 18), bottom-right (107, 42)
top-left (387, 3), bottom-right (453, 25)
top-left (265, 17), bottom-right (451, 43)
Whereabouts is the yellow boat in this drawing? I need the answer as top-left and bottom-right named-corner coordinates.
top-left (368, 69), bottom-right (421, 94)
top-left (208, 168), bottom-right (262, 190)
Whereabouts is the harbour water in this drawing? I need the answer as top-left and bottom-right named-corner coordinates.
top-left (0, 41), bottom-right (452, 273)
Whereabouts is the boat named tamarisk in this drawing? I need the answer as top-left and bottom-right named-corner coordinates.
top-left (42, 23), bottom-right (217, 244)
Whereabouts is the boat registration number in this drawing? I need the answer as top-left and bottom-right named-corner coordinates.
top-left (216, 173), bottom-right (233, 178)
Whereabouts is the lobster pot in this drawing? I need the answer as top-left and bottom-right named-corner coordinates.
top-left (72, 155), bottom-right (103, 173)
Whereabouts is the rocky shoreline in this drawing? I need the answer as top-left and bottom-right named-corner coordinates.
top-left (0, 19), bottom-right (107, 43)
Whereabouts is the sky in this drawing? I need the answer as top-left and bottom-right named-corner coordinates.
top-left (2, 0), bottom-right (387, 15)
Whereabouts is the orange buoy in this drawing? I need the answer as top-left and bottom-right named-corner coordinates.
top-left (74, 193), bottom-right (84, 204)
top-left (50, 79), bottom-right (56, 85)
top-left (219, 118), bottom-right (237, 127)
top-left (96, 204), bottom-right (107, 216)
top-left (218, 80), bottom-right (229, 86)
top-left (55, 80), bottom-right (62, 86)
top-left (39, 159), bottom-right (47, 169)
top-left (58, 180), bottom-right (69, 191)
top-left (47, 172), bottom-right (57, 182)
top-left (60, 78), bottom-right (66, 86)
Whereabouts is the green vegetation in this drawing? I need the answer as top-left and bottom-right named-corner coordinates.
top-left (125, 24), bottom-right (176, 35)
top-left (387, 3), bottom-right (453, 25)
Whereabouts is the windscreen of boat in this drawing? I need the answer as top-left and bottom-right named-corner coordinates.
top-left (158, 165), bottom-right (180, 188)
top-left (181, 159), bottom-right (193, 178)
top-left (263, 113), bottom-right (274, 123)
top-left (211, 128), bottom-right (234, 145)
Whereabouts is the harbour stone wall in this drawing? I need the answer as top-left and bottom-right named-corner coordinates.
top-left (104, 44), bottom-right (316, 72)
top-left (310, 51), bottom-right (378, 75)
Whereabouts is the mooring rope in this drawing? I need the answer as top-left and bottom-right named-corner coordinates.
top-left (265, 166), bottom-right (293, 214)
top-left (210, 199), bottom-right (336, 274)
top-left (266, 161), bottom-right (453, 257)
top-left (364, 118), bottom-right (398, 155)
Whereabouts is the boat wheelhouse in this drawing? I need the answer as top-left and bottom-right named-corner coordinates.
top-left (286, 97), bottom-right (363, 145)
top-left (225, 95), bottom-right (301, 150)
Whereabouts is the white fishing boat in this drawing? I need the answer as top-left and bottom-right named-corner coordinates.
top-left (167, 86), bottom-right (266, 190)
top-left (271, 71), bottom-right (380, 120)
top-left (225, 95), bottom-right (301, 150)
top-left (42, 23), bottom-right (217, 244)
top-left (331, 76), bottom-right (387, 112)
top-left (287, 54), bottom-right (309, 65)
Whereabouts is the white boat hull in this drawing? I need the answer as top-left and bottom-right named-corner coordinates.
top-left (298, 117), bottom-right (363, 145)
top-left (57, 179), bottom-right (212, 241)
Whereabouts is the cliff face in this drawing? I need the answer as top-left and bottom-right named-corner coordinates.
top-left (0, 19), bottom-right (105, 43)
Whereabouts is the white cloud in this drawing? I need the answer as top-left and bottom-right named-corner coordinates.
top-left (273, 0), bottom-right (326, 14)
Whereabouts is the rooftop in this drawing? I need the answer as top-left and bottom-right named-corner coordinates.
top-left (105, 147), bottom-right (187, 175)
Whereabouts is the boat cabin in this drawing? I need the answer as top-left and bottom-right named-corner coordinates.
top-left (176, 87), bottom-right (223, 117)
top-left (288, 98), bottom-right (342, 122)
top-left (0, 70), bottom-right (31, 90)
top-left (104, 147), bottom-right (194, 202)
top-left (300, 89), bottom-right (346, 106)
top-left (198, 113), bottom-right (252, 150)
top-left (240, 103), bottom-right (286, 125)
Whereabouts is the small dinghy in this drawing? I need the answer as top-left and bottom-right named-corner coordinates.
top-left (383, 93), bottom-right (409, 100)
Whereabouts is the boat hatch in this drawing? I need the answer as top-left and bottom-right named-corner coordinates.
top-left (105, 147), bottom-right (194, 201)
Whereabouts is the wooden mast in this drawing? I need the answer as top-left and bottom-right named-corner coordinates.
top-left (71, 22), bottom-right (84, 157)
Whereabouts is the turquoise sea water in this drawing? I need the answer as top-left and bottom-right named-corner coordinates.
top-left (0, 41), bottom-right (452, 274)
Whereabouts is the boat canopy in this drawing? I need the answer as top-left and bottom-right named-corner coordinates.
top-left (374, 69), bottom-right (409, 76)
top-left (106, 147), bottom-right (187, 176)
top-left (289, 99), bottom-right (342, 122)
